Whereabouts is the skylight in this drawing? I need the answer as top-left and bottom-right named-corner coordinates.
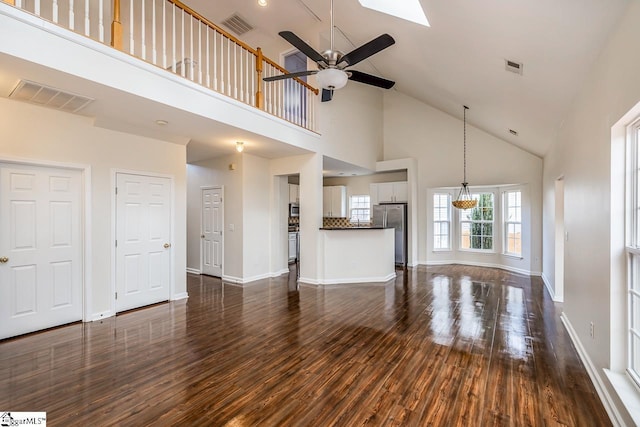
top-left (358, 0), bottom-right (430, 27)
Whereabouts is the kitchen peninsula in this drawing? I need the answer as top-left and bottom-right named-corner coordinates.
top-left (317, 226), bottom-right (396, 284)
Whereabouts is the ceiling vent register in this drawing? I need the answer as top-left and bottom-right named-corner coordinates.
top-left (505, 59), bottom-right (524, 75)
top-left (221, 13), bottom-right (254, 36)
top-left (9, 80), bottom-right (93, 114)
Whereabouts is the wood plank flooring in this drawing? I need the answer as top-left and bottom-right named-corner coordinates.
top-left (0, 265), bottom-right (611, 426)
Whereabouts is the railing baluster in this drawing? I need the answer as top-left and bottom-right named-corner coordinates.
top-left (171, 3), bottom-right (176, 73)
top-left (189, 13), bottom-right (193, 80)
top-left (151, 0), bottom-right (156, 65)
top-left (213, 30), bottom-right (218, 91)
top-left (219, 31), bottom-right (224, 93)
top-left (128, 0), bottom-right (134, 55)
top-left (205, 26), bottom-right (210, 88)
top-left (198, 21), bottom-right (202, 84)
top-left (140, 0), bottom-right (146, 60)
top-left (162, 0), bottom-right (166, 68)
top-left (239, 44), bottom-right (243, 102)
top-left (180, 9), bottom-right (185, 77)
top-left (227, 38), bottom-right (231, 95)
top-left (83, 0), bottom-right (89, 37)
top-left (52, 0), bottom-right (58, 23)
top-left (69, 0), bottom-right (74, 30)
top-left (34, 0), bottom-right (40, 16)
top-left (98, 0), bottom-right (104, 42)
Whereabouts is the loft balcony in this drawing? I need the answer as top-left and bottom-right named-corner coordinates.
top-left (0, 0), bottom-right (319, 134)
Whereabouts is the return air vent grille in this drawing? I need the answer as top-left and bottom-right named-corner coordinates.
top-left (9, 80), bottom-right (93, 113)
top-left (505, 59), bottom-right (523, 75)
top-left (221, 13), bottom-right (254, 36)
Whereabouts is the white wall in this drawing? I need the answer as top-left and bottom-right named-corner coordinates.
top-left (383, 91), bottom-right (543, 272)
top-left (323, 171), bottom-right (407, 197)
top-left (541, 2), bottom-right (640, 424)
top-left (242, 154), bottom-right (271, 280)
top-left (0, 98), bottom-right (187, 318)
top-left (186, 154), bottom-right (243, 279)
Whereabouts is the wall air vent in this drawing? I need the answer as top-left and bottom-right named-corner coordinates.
top-left (9, 80), bottom-right (93, 113)
top-left (505, 59), bottom-right (523, 75)
top-left (221, 13), bottom-right (254, 36)
top-left (509, 129), bottom-right (519, 136)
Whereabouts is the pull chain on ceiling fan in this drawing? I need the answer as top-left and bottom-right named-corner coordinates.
top-left (263, 0), bottom-right (396, 102)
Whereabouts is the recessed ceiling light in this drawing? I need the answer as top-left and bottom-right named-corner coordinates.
top-left (155, 119), bottom-right (168, 126)
top-left (358, 0), bottom-right (430, 27)
top-left (257, 0), bottom-right (267, 6)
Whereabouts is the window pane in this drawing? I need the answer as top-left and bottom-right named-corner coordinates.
top-left (482, 236), bottom-right (493, 250)
top-left (461, 222), bottom-right (471, 249)
top-left (482, 223), bottom-right (493, 236)
top-left (632, 334), bottom-right (640, 375)
top-left (633, 294), bottom-right (640, 332)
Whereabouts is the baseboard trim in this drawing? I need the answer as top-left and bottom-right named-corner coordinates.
top-left (541, 273), bottom-right (563, 302)
top-left (424, 260), bottom-right (532, 276)
top-left (271, 268), bottom-right (290, 277)
top-left (301, 273), bottom-right (397, 286)
top-left (172, 292), bottom-right (189, 301)
top-left (186, 268), bottom-right (201, 275)
top-left (91, 310), bottom-right (114, 321)
top-left (561, 313), bottom-right (624, 426)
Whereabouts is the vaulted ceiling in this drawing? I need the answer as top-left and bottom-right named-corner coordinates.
top-left (191, 0), bottom-right (629, 157)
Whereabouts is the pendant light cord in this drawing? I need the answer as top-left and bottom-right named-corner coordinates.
top-left (463, 105), bottom-right (469, 185)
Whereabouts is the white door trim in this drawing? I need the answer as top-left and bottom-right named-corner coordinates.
top-left (200, 185), bottom-right (224, 277)
top-left (0, 154), bottom-right (92, 322)
top-left (110, 169), bottom-right (175, 315)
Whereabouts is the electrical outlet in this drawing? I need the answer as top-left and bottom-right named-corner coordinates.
top-left (590, 322), bottom-right (594, 339)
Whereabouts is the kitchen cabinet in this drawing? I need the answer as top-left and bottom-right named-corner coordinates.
top-left (370, 181), bottom-right (408, 203)
top-left (288, 232), bottom-right (298, 262)
top-left (323, 185), bottom-right (346, 217)
top-left (289, 184), bottom-right (299, 204)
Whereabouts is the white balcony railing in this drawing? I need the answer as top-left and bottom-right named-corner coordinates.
top-left (5, 0), bottom-right (318, 132)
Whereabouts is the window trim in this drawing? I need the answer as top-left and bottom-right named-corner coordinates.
top-left (432, 192), bottom-right (452, 251)
top-left (503, 189), bottom-right (523, 258)
top-left (349, 194), bottom-right (371, 223)
top-left (627, 118), bottom-right (640, 389)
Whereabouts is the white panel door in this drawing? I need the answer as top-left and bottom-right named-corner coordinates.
top-left (116, 173), bottom-right (171, 312)
top-left (201, 187), bottom-right (222, 277)
top-left (0, 163), bottom-right (82, 339)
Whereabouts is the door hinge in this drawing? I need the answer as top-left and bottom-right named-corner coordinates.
top-left (115, 187), bottom-right (118, 195)
top-left (115, 240), bottom-right (118, 247)
top-left (115, 292), bottom-right (118, 300)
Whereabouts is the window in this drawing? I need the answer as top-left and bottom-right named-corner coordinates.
top-left (460, 193), bottom-right (494, 251)
top-left (350, 195), bottom-right (370, 222)
top-left (504, 190), bottom-right (522, 256)
top-left (627, 121), bottom-right (640, 386)
top-left (433, 193), bottom-right (451, 250)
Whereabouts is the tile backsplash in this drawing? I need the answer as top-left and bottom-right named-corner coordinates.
top-left (289, 216), bottom-right (372, 228)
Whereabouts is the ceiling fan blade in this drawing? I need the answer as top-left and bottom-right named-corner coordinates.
top-left (279, 31), bottom-right (328, 65)
top-left (348, 70), bottom-right (395, 89)
top-left (338, 34), bottom-right (395, 67)
top-left (321, 89), bottom-right (334, 102)
top-left (263, 70), bottom-right (318, 82)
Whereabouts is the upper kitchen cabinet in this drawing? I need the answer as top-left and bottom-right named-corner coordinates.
top-left (323, 185), bottom-right (347, 217)
top-left (371, 181), bottom-right (408, 204)
top-left (289, 184), bottom-right (299, 204)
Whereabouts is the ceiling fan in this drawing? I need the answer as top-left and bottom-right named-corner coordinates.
top-left (263, 0), bottom-right (396, 102)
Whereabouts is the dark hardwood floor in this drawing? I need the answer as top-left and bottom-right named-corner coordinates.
top-left (0, 265), bottom-right (610, 426)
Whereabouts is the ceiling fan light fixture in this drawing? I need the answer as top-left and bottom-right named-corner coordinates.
top-left (316, 68), bottom-right (349, 90)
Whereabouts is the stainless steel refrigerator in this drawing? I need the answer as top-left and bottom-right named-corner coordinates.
top-left (372, 203), bottom-right (407, 266)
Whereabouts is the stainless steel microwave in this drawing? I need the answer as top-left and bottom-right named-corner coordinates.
top-left (289, 203), bottom-right (299, 217)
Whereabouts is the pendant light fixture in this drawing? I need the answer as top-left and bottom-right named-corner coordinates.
top-left (452, 105), bottom-right (477, 209)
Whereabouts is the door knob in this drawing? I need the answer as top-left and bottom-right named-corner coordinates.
top-left (0, 257), bottom-right (8, 263)
top-left (201, 235), bottom-right (205, 239)
top-left (164, 243), bottom-right (171, 249)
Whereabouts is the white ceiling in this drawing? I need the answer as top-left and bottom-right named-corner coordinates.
top-left (190, 0), bottom-right (630, 157)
